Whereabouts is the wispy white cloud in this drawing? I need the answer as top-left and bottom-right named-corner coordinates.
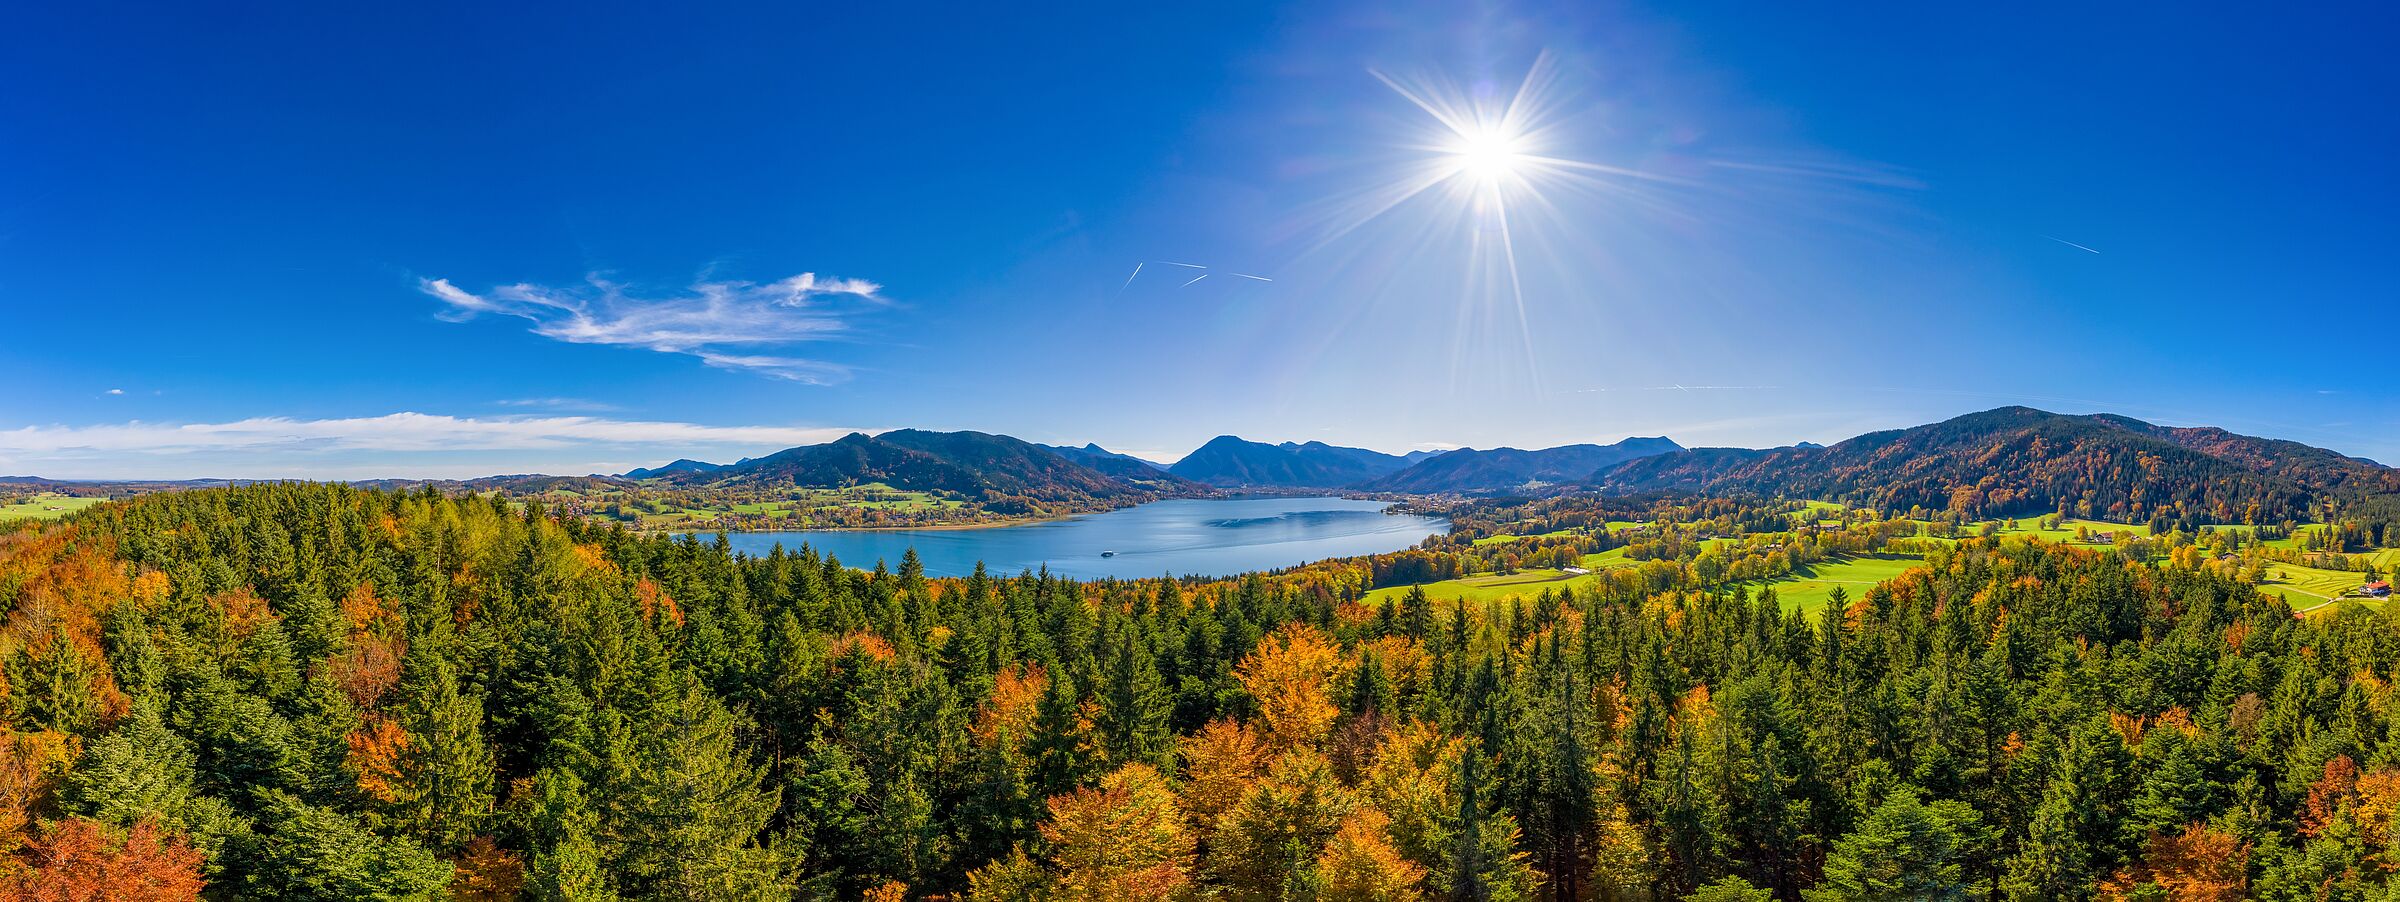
top-left (105, 388), bottom-right (124, 396)
top-left (0, 413), bottom-right (869, 480)
top-left (492, 397), bottom-right (622, 411)
top-left (421, 271), bottom-right (885, 383)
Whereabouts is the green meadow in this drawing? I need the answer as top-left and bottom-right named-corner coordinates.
top-left (1362, 547), bottom-right (1638, 606)
top-left (0, 493), bottom-right (104, 521)
top-left (1747, 554), bottom-right (1927, 613)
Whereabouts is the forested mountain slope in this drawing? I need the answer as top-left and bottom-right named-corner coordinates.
top-left (5, 483), bottom-right (2400, 899)
top-left (1596, 406), bottom-right (2396, 529)
top-left (1361, 437), bottom-right (1682, 493)
top-left (665, 429), bottom-right (1147, 511)
top-left (1168, 436), bottom-right (1417, 488)
top-left (1039, 443), bottom-right (1211, 494)
top-left (619, 458), bottom-right (727, 480)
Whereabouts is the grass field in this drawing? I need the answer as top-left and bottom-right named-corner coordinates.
top-left (0, 493), bottom-right (104, 521)
top-left (1747, 554), bottom-right (1926, 613)
top-left (1472, 528), bottom-right (1582, 546)
top-left (1362, 547), bottom-right (1639, 606)
top-left (2257, 560), bottom-right (2379, 606)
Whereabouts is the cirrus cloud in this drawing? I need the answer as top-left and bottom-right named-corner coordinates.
top-left (420, 271), bottom-right (886, 383)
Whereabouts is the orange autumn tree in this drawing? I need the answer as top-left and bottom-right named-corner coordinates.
top-left (1039, 763), bottom-right (1193, 901)
top-left (346, 716), bottom-right (411, 804)
top-left (2353, 768), bottom-right (2400, 862)
top-left (1179, 719), bottom-right (1268, 832)
top-left (2097, 823), bottom-right (2248, 902)
top-left (1236, 626), bottom-right (1344, 752)
top-left (326, 584), bottom-right (406, 710)
top-left (1, 818), bottom-right (205, 902)
top-left (2302, 755), bottom-right (2362, 837)
top-left (974, 663), bottom-right (1049, 748)
top-left (450, 836), bottom-right (525, 902)
top-left (0, 730), bottom-right (77, 863)
top-left (1316, 806), bottom-right (1425, 902)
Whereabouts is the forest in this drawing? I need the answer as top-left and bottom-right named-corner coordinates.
top-left (7, 482), bottom-right (2400, 900)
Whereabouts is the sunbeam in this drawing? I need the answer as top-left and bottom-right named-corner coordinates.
top-left (1349, 53), bottom-right (1646, 393)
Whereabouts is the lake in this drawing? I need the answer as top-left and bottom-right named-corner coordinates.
top-left (714, 496), bottom-right (1446, 579)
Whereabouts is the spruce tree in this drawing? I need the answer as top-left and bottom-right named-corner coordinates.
top-left (389, 645), bottom-right (496, 851)
top-left (1095, 630), bottom-right (1174, 771)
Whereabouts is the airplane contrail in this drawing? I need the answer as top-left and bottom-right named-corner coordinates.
top-left (2046, 236), bottom-right (2101, 254)
top-left (1124, 261), bottom-right (1272, 288)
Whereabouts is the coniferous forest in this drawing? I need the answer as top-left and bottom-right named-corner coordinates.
top-left (4, 482), bottom-right (2400, 900)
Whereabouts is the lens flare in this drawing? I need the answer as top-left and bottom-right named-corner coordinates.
top-left (1346, 54), bottom-right (1670, 392)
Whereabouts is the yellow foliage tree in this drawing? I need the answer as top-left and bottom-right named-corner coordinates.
top-left (1316, 806), bottom-right (1424, 902)
top-left (1236, 627), bottom-right (1343, 752)
top-left (1042, 763), bottom-right (1192, 901)
top-left (1360, 720), bottom-right (1462, 877)
top-left (1210, 748), bottom-right (1356, 902)
top-left (1179, 719), bottom-right (1266, 833)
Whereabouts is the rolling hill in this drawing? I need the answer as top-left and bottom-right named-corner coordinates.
top-left (1593, 406), bottom-right (2394, 524)
top-left (1361, 437), bottom-right (1683, 493)
top-left (621, 458), bottom-right (727, 480)
top-left (662, 430), bottom-right (1153, 512)
top-left (1167, 436), bottom-right (1418, 488)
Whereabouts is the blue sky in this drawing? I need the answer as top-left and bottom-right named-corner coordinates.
top-left (3, 1), bottom-right (2393, 479)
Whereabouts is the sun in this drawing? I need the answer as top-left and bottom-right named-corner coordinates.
top-left (1450, 129), bottom-right (1528, 182)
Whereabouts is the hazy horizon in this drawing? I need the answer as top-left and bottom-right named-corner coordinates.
top-left (3, 402), bottom-right (2382, 483)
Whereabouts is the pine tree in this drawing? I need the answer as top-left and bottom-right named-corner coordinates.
top-left (242, 790), bottom-right (454, 902)
top-left (1095, 631), bottom-right (1173, 771)
top-left (602, 678), bottom-right (791, 900)
top-left (523, 767), bottom-right (616, 902)
top-left (787, 734), bottom-right (874, 898)
top-left (6, 622), bottom-right (110, 734)
top-left (1029, 669), bottom-right (1095, 795)
top-left (62, 704), bottom-right (241, 857)
top-left (1806, 792), bottom-right (1982, 902)
top-left (387, 645), bottom-right (496, 851)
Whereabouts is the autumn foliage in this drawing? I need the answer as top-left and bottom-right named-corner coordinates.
top-left (0, 819), bottom-right (204, 902)
top-left (1039, 764), bottom-right (1192, 900)
top-left (1236, 626), bottom-right (1343, 751)
top-left (2098, 824), bottom-right (2248, 902)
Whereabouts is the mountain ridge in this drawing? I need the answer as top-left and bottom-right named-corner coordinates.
top-left (1592, 406), bottom-right (2400, 525)
top-left (1361, 437), bottom-right (1684, 493)
top-left (1166, 436), bottom-right (1418, 488)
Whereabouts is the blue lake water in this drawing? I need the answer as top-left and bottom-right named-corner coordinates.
top-left (714, 496), bottom-right (1446, 579)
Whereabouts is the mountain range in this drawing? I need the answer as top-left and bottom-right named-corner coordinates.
top-left (1593, 406), bottom-right (2400, 524)
top-left (1165, 436), bottom-right (1426, 488)
top-left (1359, 437), bottom-right (1684, 493)
top-left (26, 407), bottom-right (2355, 527)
